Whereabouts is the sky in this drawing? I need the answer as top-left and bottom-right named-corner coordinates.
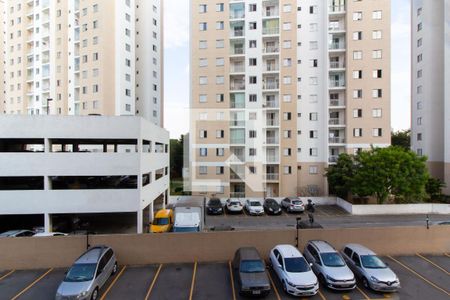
top-left (163, 0), bottom-right (411, 138)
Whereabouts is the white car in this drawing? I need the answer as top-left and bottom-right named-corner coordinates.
top-left (244, 199), bottom-right (264, 215)
top-left (225, 199), bottom-right (243, 213)
top-left (34, 232), bottom-right (68, 237)
top-left (269, 245), bottom-right (319, 296)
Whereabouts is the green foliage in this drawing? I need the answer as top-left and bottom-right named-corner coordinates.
top-left (391, 130), bottom-right (411, 150)
top-left (426, 177), bottom-right (446, 201)
top-left (170, 135), bottom-right (184, 179)
top-left (326, 146), bottom-right (429, 204)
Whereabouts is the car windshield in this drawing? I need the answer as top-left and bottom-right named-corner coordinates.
top-left (292, 200), bottom-right (302, 205)
top-left (230, 201), bottom-right (240, 205)
top-left (240, 260), bottom-right (265, 273)
top-left (209, 200), bottom-right (221, 206)
top-left (285, 257), bottom-right (311, 273)
top-left (361, 255), bottom-right (387, 269)
top-left (153, 218), bottom-right (169, 225)
top-left (250, 201), bottom-right (261, 206)
top-left (320, 252), bottom-right (346, 267)
top-left (64, 263), bottom-right (97, 282)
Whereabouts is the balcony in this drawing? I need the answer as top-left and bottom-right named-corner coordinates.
top-left (230, 100), bottom-right (245, 109)
top-left (263, 46), bottom-right (279, 54)
top-left (230, 64), bottom-right (245, 73)
top-left (329, 99), bottom-right (345, 107)
top-left (263, 81), bottom-right (279, 90)
top-left (263, 27), bottom-right (279, 35)
top-left (230, 47), bottom-right (245, 55)
top-left (231, 29), bottom-right (244, 38)
top-left (329, 118), bottom-right (345, 126)
top-left (329, 22), bottom-right (345, 32)
top-left (230, 81), bottom-right (245, 91)
top-left (264, 64), bottom-right (279, 72)
top-left (230, 172), bottom-right (245, 180)
top-left (330, 61), bottom-right (345, 69)
top-left (230, 137), bottom-right (245, 144)
top-left (329, 137), bottom-right (345, 144)
top-left (265, 137), bottom-right (279, 144)
top-left (329, 41), bottom-right (346, 51)
top-left (266, 119), bottom-right (279, 126)
top-left (230, 11), bottom-right (245, 19)
top-left (329, 80), bottom-right (345, 89)
top-left (230, 120), bottom-right (245, 127)
top-left (263, 8), bottom-right (279, 18)
top-left (264, 100), bottom-right (279, 108)
top-left (329, 5), bottom-right (345, 14)
top-left (266, 155), bottom-right (279, 163)
top-left (329, 156), bottom-right (339, 163)
top-left (265, 174), bottom-right (279, 181)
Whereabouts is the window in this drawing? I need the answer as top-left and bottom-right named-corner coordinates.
top-left (199, 112), bottom-right (207, 120)
top-left (373, 69), bottom-right (383, 78)
top-left (199, 4), bottom-right (207, 13)
top-left (353, 12), bottom-right (362, 21)
top-left (309, 113), bottom-right (318, 121)
top-left (417, 38), bottom-right (422, 47)
top-left (216, 130), bottom-right (225, 138)
top-left (283, 4), bottom-right (291, 12)
top-left (353, 109), bottom-right (362, 118)
top-left (199, 40), bottom-right (207, 49)
top-left (417, 133), bottom-right (422, 141)
top-left (417, 117), bottom-right (422, 125)
top-left (249, 76), bottom-right (257, 84)
top-left (284, 112), bottom-right (292, 120)
top-left (372, 30), bottom-right (382, 39)
top-left (283, 40), bottom-right (292, 48)
top-left (372, 89), bottom-right (382, 98)
top-left (353, 89), bottom-right (363, 99)
top-left (249, 148), bottom-right (256, 156)
top-left (216, 39), bottom-right (224, 48)
top-left (282, 22), bottom-right (291, 30)
top-left (309, 59), bottom-right (318, 67)
top-left (417, 54), bottom-right (423, 62)
top-left (284, 166), bottom-right (292, 175)
top-left (216, 148), bottom-right (225, 156)
top-left (309, 5), bottom-right (318, 14)
top-left (284, 130), bottom-right (292, 138)
top-left (283, 148), bottom-right (292, 156)
top-left (309, 148), bottom-right (318, 157)
top-left (199, 130), bottom-right (207, 139)
top-left (353, 51), bottom-right (363, 60)
top-left (249, 22), bottom-right (257, 30)
top-left (216, 21), bottom-right (224, 30)
top-left (216, 94), bottom-right (224, 102)
top-left (417, 7), bottom-right (422, 16)
top-left (309, 130), bottom-right (318, 138)
top-left (199, 22), bottom-right (207, 31)
top-left (353, 128), bottom-right (362, 137)
top-left (216, 166), bottom-right (224, 175)
top-left (249, 58), bottom-right (257, 66)
top-left (373, 128), bottom-right (383, 137)
top-left (199, 76), bottom-right (208, 85)
top-left (309, 41), bottom-right (318, 50)
top-left (309, 166), bottom-right (318, 174)
top-left (199, 166), bottom-right (207, 175)
top-left (199, 94), bottom-right (207, 103)
top-left (216, 3), bottom-right (224, 12)
top-left (353, 31), bottom-right (362, 40)
top-left (353, 70), bottom-right (362, 79)
top-left (372, 50), bottom-right (382, 59)
top-left (200, 148), bottom-right (208, 157)
top-left (372, 10), bottom-right (382, 20)
top-left (372, 109), bottom-right (382, 118)
top-left (249, 94), bottom-right (257, 102)
top-left (284, 76), bottom-right (292, 85)
top-left (249, 130), bottom-right (256, 138)
top-left (216, 76), bottom-right (224, 85)
top-left (249, 4), bottom-right (257, 12)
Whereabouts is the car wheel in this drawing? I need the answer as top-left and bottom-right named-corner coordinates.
top-left (112, 262), bottom-right (118, 275)
top-left (362, 277), bottom-right (370, 289)
top-left (91, 288), bottom-right (99, 300)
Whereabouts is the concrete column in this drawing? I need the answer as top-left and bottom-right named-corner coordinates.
top-left (44, 138), bottom-right (50, 152)
top-left (44, 176), bottom-right (51, 191)
top-left (162, 191), bottom-right (166, 209)
top-left (44, 213), bottom-right (52, 232)
top-left (149, 202), bottom-right (154, 222)
top-left (137, 210), bottom-right (143, 234)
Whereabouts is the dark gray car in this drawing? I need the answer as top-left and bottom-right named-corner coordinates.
top-left (233, 247), bottom-right (271, 297)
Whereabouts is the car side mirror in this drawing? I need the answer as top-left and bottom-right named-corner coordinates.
top-left (309, 263), bottom-right (313, 267)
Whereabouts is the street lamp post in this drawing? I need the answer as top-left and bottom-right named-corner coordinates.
top-left (295, 217), bottom-right (301, 248)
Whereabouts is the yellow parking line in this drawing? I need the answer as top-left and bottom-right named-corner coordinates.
top-left (99, 265), bottom-right (127, 300)
top-left (188, 261), bottom-right (198, 300)
top-left (0, 269), bottom-right (15, 281)
top-left (387, 256), bottom-right (450, 296)
top-left (266, 271), bottom-right (281, 300)
top-left (342, 294), bottom-right (351, 300)
top-left (144, 264), bottom-right (163, 300)
top-left (445, 253), bottom-right (450, 258)
top-left (11, 268), bottom-right (53, 300)
top-left (416, 253), bottom-right (450, 275)
top-left (356, 286), bottom-right (371, 300)
top-left (228, 261), bottom-right (237, 300)
top-left (318, 289), bottom-right (327, 300)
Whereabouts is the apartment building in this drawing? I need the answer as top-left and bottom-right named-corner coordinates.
top-left (0, 0), bottom-right (163, 126)
top-left (411, 0), bottom-right (450, 194)
top-left (189, 0), bottom-right (390, 198)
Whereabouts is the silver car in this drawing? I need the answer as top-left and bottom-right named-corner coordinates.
top-left (303, 240), bottom-right (356, 290)
top-left (342, 244), bottom-right (400, 292)
top-left (281, 197), bottom-right (305, 213)
top-left (55, 245), bottom-right (117, 300)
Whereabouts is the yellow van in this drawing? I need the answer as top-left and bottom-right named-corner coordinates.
top-left (150, 209), bottom-right (174, 233)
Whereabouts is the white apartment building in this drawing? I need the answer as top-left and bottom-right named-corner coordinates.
top-left (411, 0), bottom-right (450, 194)
top-left (0, 0), bottom-right (163, 126)
top-left (189, 0), bottom-right (391, 198)
top-left (0, 116), bottom-right (170, 234)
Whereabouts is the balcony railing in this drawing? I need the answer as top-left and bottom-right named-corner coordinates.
top-left (264, 101), bottom-right (279, 108)
top-left (231, 48), bottom-right (245, 55)
top-left (329, 80), bottom-right (345, 88)
top-left (231, 30), bottom-right (244, 37)
top-left (230, 12), bottom-right (245, 19)
top-left (329, 156), bottom-right (339, 163)
top-left (230, 65), bottom-right (245, 73)
top-left (266, 119), bottom-right (279, 126)
top-left (329, 5), bottom-right (345, 13)
top-left (263, 82), bottom-right (279, 90)
top-left (230, 101), bottom-right (245, 109)
top-left (263, 27), bottom-right (279, 35)
top-left (329, 42), bottom-right (346, 50)
top-left (329, 137), bottom-right (345, 144)
top-left (329, 118), bottom-right (345, 125)
top-left (230, 81), bottom-right (245, 90)
top-left (230, 138), bottom-right (246, 144)
top-left (230, 154), bottom-right (245, 162)
top-left (230, 172), bottom-right (245, 180)
top-left (330, 61), bottom-right (345, 69)
top-left (264, 9), bottom-right (279, 17)
top-left (329, 99), bottom-right (345, 107)
top-left (266, 137), bottom-right (278, 144)
top-left (265, 174), bottom-right (279, 181)
top-left (263, 46), bottom-right (279, 54)
top-left (264, 64), bottom-right (279, 72)
top-left (266, 156), bottom-right (279, 163)
top-left (230, 120), bottom-right (246, 127)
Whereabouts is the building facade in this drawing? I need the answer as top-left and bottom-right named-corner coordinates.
top-left (0, 116), bottom-right (169, 234)
top-left (0, 0), bottom-right (163, 126)
top-left (411, 0), bottom-right (450, 194)
top-left (189, 0), bottom-right (391, 198)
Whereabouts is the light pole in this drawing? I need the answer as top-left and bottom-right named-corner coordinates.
top-left (46, 98), bottom-right (53, 115)
top-left (295, 217), bottom-right (301, 248)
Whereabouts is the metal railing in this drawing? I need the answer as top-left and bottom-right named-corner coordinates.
top-left (329, 137), bottom-right (345, 144)
top-left (329, 80), bottom-right (345, 88)
top-left (266, 137), bottom-right (278, 144)
top-left (329, 156), bottom-right (339, 163)
top-left (263, 82), bottom-right (279, 90)
top-left (230, 101), bottom-right (245, 109)
top-left (264, 101), bottom-right (279, 108)
top-left (329, 99), bottom-right (345, 107)
top-left (263, 46), bottom-right (279, 54)
top-left (329, 5), bottom-right (345, 13)
top-left (230, 12), bottom-right (245, 19)
top-left (263, 27), bottom-right (279, 35)
top-left (230, 138), bottom-right (246, 144)
top-left (265, 174), bottom-right (279, 181)
top-left (266, 119), bottom-right (279, 126)
top-left (264, 9), bottom-right (279, 17)
top-left (231, 48), bottom-right (245, 55)
top-left (231, 30), bottom-right (244, 37)
top-left (329, 42), bottom-right (346, 50)
top-left (330, 61), bottom-right (345, 69)
top-left (264, 64), bottom-right (279, 72)
top-left (230, 65), bottom-right (245, 73)
top-left (329, 118), bottom-right (344, 125)
top-left (230, 81), bottom-right (245, 90)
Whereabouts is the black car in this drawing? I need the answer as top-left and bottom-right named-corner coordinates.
top-left (206, 198), bottom-right (224, 215)
top-left (263, 198), bottom-right (282, 215)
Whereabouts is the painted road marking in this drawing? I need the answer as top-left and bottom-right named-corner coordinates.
top-left (0, 269), bottom-right (15, 282)
top-left (228, 261), bottom-right (236, 300)
top-left (341, 294), bottom-right (351, 300)
top-left (144, 264), bottom-right (162, 300)
top-left (99, 265), bottom-right (127, 300)
top-left (318, 290), bottom-right (327, 300)
top-left (416, 253), bottom-right (450, 275)
top-left (11, 268), bottom-right (53, 300)
top-left (188, 261), bottom-right (197, 300)
top-left (266, 270), bottom-right (281, 300)
top-left (388, 256), bottom-right (450, 297)
top-left (356, 286), bottom-right (371, 300)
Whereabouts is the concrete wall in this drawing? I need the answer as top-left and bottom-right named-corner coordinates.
top-left (0, 226), bottom-right (449, 270)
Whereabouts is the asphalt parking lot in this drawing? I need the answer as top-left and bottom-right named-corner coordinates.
top-left (0, 254), bottom-right (448, 300)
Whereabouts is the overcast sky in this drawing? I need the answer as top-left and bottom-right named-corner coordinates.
top-left (163, 0), bottom-right (411, 138)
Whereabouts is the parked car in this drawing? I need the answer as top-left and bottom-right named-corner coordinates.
top-left (206, 198), bottom-right (224, 215)
top-left (0, 230), bottom-right (35, 237)
top-left (269, 245), bottom-right (319, 296)
top-left (303, 240), bottom-right (356, 291)
top-left (281, 197), bottom-right (305, 213)
top-left (341, 244), bottom-right (400, 292)
top-left (173, 206), bottom-right (203, 232)
top-left (232, 247), bottom-right (271, 297)
top-left (150, 209), bottom-right (174, 233)
top-left (225, 199), bottom-right (243, 214)
top-left (33, 232), bottom-right (68, 237)
top-left (55, 245), bottom-right (117, 300)
top-left (245, 199), bottom-right (265, 216)
top-left (263, 198), bottom-right (282, 215)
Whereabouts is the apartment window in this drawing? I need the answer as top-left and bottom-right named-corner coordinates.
top-left (309, 166), bottom-right (318, 174)
top-left (249, 148), bottom-right (256, 156)
top-left (199, 22), bottom-right (207, 31)
top-left (284, 130), bottom-right (291, 138)
top-left (284, 76), bottom-right (292, 85)
top-left (282, 22), bottom-right (291, 30)
top-left (372, 50), bottom-right (382, 59)
top-left (216, 130), bottom-right (225, 138)
top-left (353, 70), bottom-right (362, 79)
top-left (125, 104), bottom-right (131, 112)
top-left (309, 148), bottom-right (318, 157)
top-left (309, 130), bottom-right (318, 138)
top-left (200, 148), bottom-right (208, 157)
top-left (373, 69), bottom-right (383, 78)
top-left (309, 113), bottom-right (318, 121)
top-left (353, 51), bottom-right (363, 60)
top-left (216, 3), bottom-right (224, 12)
top-left (417, 133), bottom-right (422, 141)
top-left (417, 38), bottom-right (422, 47)
top-left (249, 130), bottom-right (257, 138)
top-left (283, 112), bottom-right (292, 121)
top-left (199, 58), bottom-right (208, 67)
top-left (417, 117), bottom-right (422, 125)
top-left (249, 94), bottom-right (257, 102)
top-left (283, 4), bottom-right (292, 12)
top-left (216, 147), bottom-right (225, 157)
top-left (199, 4), bottom-right (207, 13)
top-left (283, 40), bottom-right (292, 48)
top-left (309, 5), bottom-right (318, 14)
top-left (93, 84), bottom-right (99, 93)
top-left (283, 95), bottom-right (291, 102)
top-left (249, 4), bottom-right (257, 12)
top-left (310, 23), bottom-right (318, 32)
top-left (125, 43), bottom-right (131, 52)
top-left (372, 30), bottom-right (382, 39)
top-left (249, 22), bottom-right (257, 30)
top-left (199, 166), bottom-right (207, 175)
top-left (249, 76), bottom-right (257, 84)
top-left (93, 53), bottom-right (99, 61)
top-left (417, 54), bottom-right (423, 62)
top-left (372, 89), bottom-right (382, 98)
top-left (353, 12), bottom-right (362, 21)
top-left (417, 23), bottom-right (422, 32)
top-left (249, 166), bottom-right (256, 174)
top-left (199, 94), bottom-right (207, 103)
top-left (216, 166), bottom-right (224, 175)
top-left (216, 112), bottom-right (225, 120)
top-left (372, 10), bottom-right (382, 20)
top-left (284, 166), bottom-right (292, 175)
top-left (199, 130), bottom-right (207, 139)
top-left (417, 7), bottom-right (422, 16)
top-left (353, 128), bottom-right (362, 137)
top-left (199, 112), bottom-right (208, 120)
top-left (216, 94), bottom-right (224, 102)
top-left (417, 69), bottom-right (423, 78)
top-left (353, 109), bottom-right (362, 118)
top-left (309, 41), bottom-right (318, 50)
top-left (417, 85), bottom-right (423, 94)
top-left (372, 109), bottom-right (382, 118)
top-left (353, 31), bottom-right (362, 40)
top-left (283, 148), bottom-right (292, 156)
top-left (309, 59), bottom-right (317, 67)
top-left (216, 21), bottom-right (224, 30)
top-left (372, 128), bottom-right (383, 137)
top-left (216, 39), bottom-right (224, 48)
top-left (353, 89), bottom-right (363, 99)
top-left (249, 40), bottom-right (257, 48)
top-left (309, 77), bottom-right (318, 85)
top-left (93, 4), bottom-right (98, 13)
top-left (125, 89), bottom-right (131, 96)
top-left (199, 40), bottom-right (207, 49)
top-left (93, 20), bottom-right (98, 29)
top-left (199, 76), bottom-right (208, 85)
top-left (417, 101), bottom-right (423, 110)
top-left (249, 58), bottom-right (257, 66)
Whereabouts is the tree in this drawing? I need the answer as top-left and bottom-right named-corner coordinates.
top-left (325, 153), bottom-right (355, 199)
top-left (391, 130), bottom-right (411, 150)
top-left (426, 177), bottom-right (446, 201)
top-left (351, 146), bottom-right (428, 204)
top-left (170, 135), bottom-right (185, 179)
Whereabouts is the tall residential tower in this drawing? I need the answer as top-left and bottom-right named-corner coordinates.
top-left (189, 0), bottom-right (391, 198)
top-left (411, 0), bottom-right (450, 194)
top-left (0, 0), bottom-right (163, 126)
